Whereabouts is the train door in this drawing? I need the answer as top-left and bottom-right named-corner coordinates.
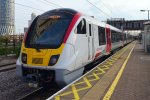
top-left (74, 18), bottom-right (89, 67)
top-left (88, 24), bottom-right (94, 61)
top-left (106, 27), bottom-right (111, 54)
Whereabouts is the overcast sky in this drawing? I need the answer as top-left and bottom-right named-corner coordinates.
top-left (15, 0), bottom-right (150, 33)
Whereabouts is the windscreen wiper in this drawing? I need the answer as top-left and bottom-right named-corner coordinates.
top-left (33, 44), bottom-right (41, 52)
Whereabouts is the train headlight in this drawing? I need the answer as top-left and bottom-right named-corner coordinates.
top-left (22, 53), bottom-right (27, 64)
top-left (49, 55), bottom-right (60, 66)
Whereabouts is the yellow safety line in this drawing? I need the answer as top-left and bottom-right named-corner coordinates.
top-left (73, 78), bottom-right (93, 93)
top-left (102, 65), bottom-right (110, 70)
top-left (105, 61), bottom-right (113, 65)
top-left (94, 70), bottom-right (105, 74)
top-left (113, 55), bottom-right (120, 58)
top-left (75, 72), bottom-right (101, 86)
top-left (111, 57), bottom-right (118, 61)
top-left (97, 67), bottom-right (106, 74)
top-left (55, 96), bottom-right (60, 100)
top-left (89, 73), bottom-right (100, 81)
top-left (72, 84), bottom-right (80, 99)
top-left (59, 91), bottom-right (72, 97)
top-left (74, 81), bottom-right (85, 86)
top-left (103, 42), bottom-right (136, 100)
top-left (83, 77), bottom-right (92, 88)
top-left (108, 59), bottom-right (116, 63)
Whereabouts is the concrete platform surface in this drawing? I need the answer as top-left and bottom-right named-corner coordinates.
top-left (110, 43), bottom-right (150, 100)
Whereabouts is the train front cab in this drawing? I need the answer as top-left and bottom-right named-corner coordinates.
top-left (16, 9), bottom-right (103, 87)
top-left (16, 9), bottom-right (83, 87)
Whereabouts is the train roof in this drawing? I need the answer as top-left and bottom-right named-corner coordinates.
top-left (42, 8), bottom-right (78, 16)
top-left (41, 8), bottom-right (122, 33)
top-left (85, 15), bottom-right (122, 32)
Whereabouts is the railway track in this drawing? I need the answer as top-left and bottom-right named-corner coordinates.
top-left (18, 83), bottom-right (60, 100)
top-left (0, 63), bottom-right (16, 72)
top-left (0, 62), bottom-right (16, 67)
top-left (18, 87), bottom-right (44, 100)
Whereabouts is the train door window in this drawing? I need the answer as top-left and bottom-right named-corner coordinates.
top-left (116, 33), bottom-right (119, 42)
top-left (120, 33), bottom-right (122, 41)
top-left (89, 24), bottom-right (92, 36)
top-left (118, 33), bottom-right (120, 41)
top-left (77, 19), bottom-right (86, 34)
top-left (115, 32), bottom-right (118, 42)
top-left (114, 33), bottom-right (116, 42)
top-left (98, 26), bottom-right (106, 45)
top-left (112, 31), bottom-right (119, 42)
top-left (111, 31), bottom-right (115, 43)
top-left (124, 34), bottom-right (126, 41)
top-left (111, 31), bottom-right (114, 43)
top-left (115, 33), bottom-right (118, 42)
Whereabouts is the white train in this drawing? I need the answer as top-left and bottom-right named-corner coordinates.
top-left (16, 8), bottom-right (132, 87)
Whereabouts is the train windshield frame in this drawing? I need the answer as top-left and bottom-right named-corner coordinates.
top-left (25, 12), bottom-right (74, 49)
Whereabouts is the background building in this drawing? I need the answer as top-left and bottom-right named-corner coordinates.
top-left (106, 18), bottom-right (147, 30)
top-left (24, 13), bottom-right (36, 33)
top-left (0, 0), bottom-right (15, 35)
top-left (28, 13), bottom-right (36, 26)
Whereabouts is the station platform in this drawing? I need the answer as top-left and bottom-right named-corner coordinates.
top-left (48, 41), bottom-right (150, 100)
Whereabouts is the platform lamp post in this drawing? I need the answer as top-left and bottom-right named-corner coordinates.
top-left (140, 10), bottom-right (150, 20)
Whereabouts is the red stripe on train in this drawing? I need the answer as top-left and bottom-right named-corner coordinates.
top-left (106, 26), bottom-right (111, 53)
top-left (94, 50), bottom-right (101, 60)
top-left (63, 13), bottom-right (81, 43)
top-left (23, 25), bottom-right (31, 43)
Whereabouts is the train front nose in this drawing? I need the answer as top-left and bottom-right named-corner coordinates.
top-left (18, 9), bottom-right (78, 86)
top-left (21, 44), bottom-right (64, 67)
top-left (27, 49), bottom-right (51, 67)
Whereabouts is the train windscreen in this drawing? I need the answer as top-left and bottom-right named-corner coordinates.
top-left (25, 12), bottom-right (73, 49)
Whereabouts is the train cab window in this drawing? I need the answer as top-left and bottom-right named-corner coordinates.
top-left (77, 19), bottom-right (86, 34)
top-left (98, 26), bottom-right (106, 45)
top-left (25, 13), bottom-right (73, 49)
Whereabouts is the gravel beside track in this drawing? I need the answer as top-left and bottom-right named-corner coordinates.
top-left (0, 69), bottom-right (37, 100)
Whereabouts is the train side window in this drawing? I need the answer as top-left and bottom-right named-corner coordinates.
top-left (116, 33), bottom-right (119, 42)
top-left (120, 33), bottom-right (122, 41)
top-left (112, 30), bottom-right (121, 42)
top-left (118, 33), bottom-right (120, 41)
top-left (115, 32), bottom-right (118, 42)
top-left (98, 26), bottom-right (106, 45)
top-left (113, 33), bottom-right (115, 43)
top-left (89, 24), bottom-right (92, 36)
top-left (77, 19), bottom-right (86, 34)
top-left (111, 31), bottom-right (115, 43)
top-left (124, 34), bottom-right (126, 40)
